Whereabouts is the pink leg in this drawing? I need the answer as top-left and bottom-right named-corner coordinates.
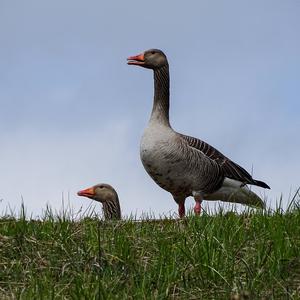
top-left (194, 195), bottom-right (203, 215)
top-left (194, 201), bottom-right (201, 215)
top-left (178, 202), bottom-right (185, 218)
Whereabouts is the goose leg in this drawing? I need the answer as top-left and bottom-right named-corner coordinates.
top-left (174, 196), bottom-right (186, 218)
top-left (193, 194), bottom-right (203, 215)
top-left (178, 202), bottom-right (185, 218)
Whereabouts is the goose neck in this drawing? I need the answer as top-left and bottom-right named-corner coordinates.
top-left (102, 195), bottom-right (121, 220)
top-left (150, 65), bottom-right (170, 126)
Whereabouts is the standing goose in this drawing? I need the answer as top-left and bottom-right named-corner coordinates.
top-left (127, 49), bottom-right (270, 218)
top-left (78, 183), bottom-right (121, 220)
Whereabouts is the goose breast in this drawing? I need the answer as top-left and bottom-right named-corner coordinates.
top-left (140, 123), bottom-right (223, 196)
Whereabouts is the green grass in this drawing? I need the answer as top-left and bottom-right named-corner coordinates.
top-left (1, 203), bottom-right (300, 299)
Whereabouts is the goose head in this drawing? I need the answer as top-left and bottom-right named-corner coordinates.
top-left (127, 49), bottom-right (168, 69)
top-left (77, 183), bottom-right (116, 203)
top-left (77, 183), bottom-right (121, 220)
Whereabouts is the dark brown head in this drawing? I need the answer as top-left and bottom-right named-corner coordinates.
top-left (127, 49), bottom-right (168, 70)
top-left (77, 183), bottom-right (121, 220)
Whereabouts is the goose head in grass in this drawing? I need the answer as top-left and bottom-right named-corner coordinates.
top-left (77, 183), bottom-right (121, 220)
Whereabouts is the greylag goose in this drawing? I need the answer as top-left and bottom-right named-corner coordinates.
top-left (127, 49), bottom-right (270, 218)
top-left (77, 183), bottom-right (121, 220)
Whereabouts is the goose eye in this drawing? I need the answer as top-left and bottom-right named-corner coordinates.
top-left (151, 51), bottom-right (155, 55)
top-left (99, 186), bottom-right (104, 189)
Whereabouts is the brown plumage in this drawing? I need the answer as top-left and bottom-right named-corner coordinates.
top-left (127, 49), bottom-right (269, 218)
top-left (77, 183), bottom-right (121, 220)
top-left (180, 134), bottom-right (270, 189)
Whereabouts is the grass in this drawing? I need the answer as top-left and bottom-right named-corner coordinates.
top-left (1, 199), bottom-right (300, 299)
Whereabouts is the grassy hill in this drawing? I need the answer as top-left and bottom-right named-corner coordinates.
top-left (1, 204), bottom-right (300, 299)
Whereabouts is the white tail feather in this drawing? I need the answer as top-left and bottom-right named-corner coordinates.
top-left (205, 178), bottom-right (265, 208)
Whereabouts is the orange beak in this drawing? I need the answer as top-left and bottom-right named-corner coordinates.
top-left (127, 53), bottom-right (145, 65)
top-left (77, 187), bottom-right (95, 198)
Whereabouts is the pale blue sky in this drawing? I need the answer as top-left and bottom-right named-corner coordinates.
top-left (1, 0), bottom-right (299, 218)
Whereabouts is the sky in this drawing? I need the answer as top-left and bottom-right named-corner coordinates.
top-left (0, 0), bottom-right (300, 219)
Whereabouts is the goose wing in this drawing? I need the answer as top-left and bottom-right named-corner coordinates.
top-left (179, 134), bottom-right (270, 189)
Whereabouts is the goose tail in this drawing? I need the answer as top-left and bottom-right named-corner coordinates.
top-left (205, 178), bottom-right (266, 209)
top-left (253, 179), bottom-right (270, 189)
